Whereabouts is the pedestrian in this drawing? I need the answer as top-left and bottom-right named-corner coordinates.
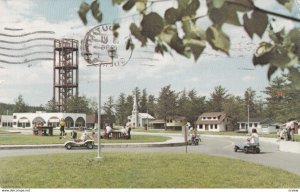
top-left (105, 123), bottom-right (112, 139)
top-left (59, 118), bottom-right (65, 139)
top-left (91, 129), bottom-right (97, 140)
top-left (291, 121), bottom-right (297, 142)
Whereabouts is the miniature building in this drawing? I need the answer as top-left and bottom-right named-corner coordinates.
top-left (195, 112), bottom-right (230, 132)
top-left (0, 115), bottom-right (13, 128)
top-left (12, 111), bottom-right (86, 129)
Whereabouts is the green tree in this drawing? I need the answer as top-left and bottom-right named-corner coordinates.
top-left (156, 85), bottom-right (178, 125)
top-left (44, 98), bottom-right (58, 112)
top-left (65, 95), bottom-right (91, 113)
top-left (103, 96), bottom-right (115, 124)
top-left (177, 89), bottom-right (189, 118)
top-left (263, 76), bottom-right (288, 122)
top-left (115, 93), bottom-right (127, 126)
top-left (147, 94), bottom-right (156, 117)
top-left (223, 96), bottom-right (245, 130)
top-left (125, 94), bottom-right (134, 119)
top-left (207, 86), bottom-right (229, 112)
top-left (187, 89), bottom-right (206, 123)
top-left (87, 97), bottom-right (98, 114)
top-left (139, 89), bottom-right (148, 113)
top-left (244, 87), bottom-right (257, 118)
top-left (13, 95), bottom-right (28, 113)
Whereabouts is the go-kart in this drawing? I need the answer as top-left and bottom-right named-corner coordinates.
top-left (64, 139), bottom-right (95, 150)
top-left (234, 143), bottom-right (260, 154)
top-left (187, 134), bottom-right (201, 145)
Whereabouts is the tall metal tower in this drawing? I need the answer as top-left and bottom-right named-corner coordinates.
top-left (53, 39), bottom-right (79, 112)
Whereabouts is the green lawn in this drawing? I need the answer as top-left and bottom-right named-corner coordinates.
top-left (0, 134), bottom-right (171, 145)
top-left (0, 152), bottom-right (299, 188)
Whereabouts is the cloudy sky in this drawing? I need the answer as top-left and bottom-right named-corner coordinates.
top-left (0, 0), bottom-right (299, 107)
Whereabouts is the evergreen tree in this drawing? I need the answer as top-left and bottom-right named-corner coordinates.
top-left (13, 95), bottom-right (28, 113)
top-left (156, 85), bottom-right (178, 123)
top-left (207, 86), bottom-right (229, 112)
top-left (139, 89), bottom-right (148, 113)
top-left (115, 93), bottom-right (127, 126)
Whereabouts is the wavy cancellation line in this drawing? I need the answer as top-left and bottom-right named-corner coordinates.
top-left (0, 44), bottom-right (53, 51)
top-left (0, 31), bottom-right (55, 37)
top-left (0, 38), bottom-right (55, 44)
top-left (0, 51), bottom-right (53, 58)
top-left (4, 28), bottom-right (24, 31)
top-left (0, 58), bottom-right (53, 64)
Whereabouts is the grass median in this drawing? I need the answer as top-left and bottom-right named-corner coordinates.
top-left (0, 134), bottom-right (171, 145)
top-left (0, 152), bottom-right (299, 188)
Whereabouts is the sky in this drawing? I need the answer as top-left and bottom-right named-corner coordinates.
top-left (0, 0), bottom-right (299, 107)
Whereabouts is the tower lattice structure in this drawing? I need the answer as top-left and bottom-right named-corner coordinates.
top-left (53, 39), bottom-right (79, 112)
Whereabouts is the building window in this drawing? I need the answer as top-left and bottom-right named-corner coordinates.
top-left (207, 117), bottom-right (212, 120)
top-left (215, 124), bottom-right (218, 129)
top-left (13, 122), bottom-right (16, 125)
top-left (199, 124), bottom-right (203, 129)
top-left (210, 125), bottom-right (213, 129)
top-left (249, 123), bottom-right (252, 127)
top-left (13, 116), bottom-right (17, 119)
top-left (203, 117), bottom-right (206, 120)
top-left (213, 117), bottom-right (216, 120)
top-left (254, 123), bottom-right (258, 127)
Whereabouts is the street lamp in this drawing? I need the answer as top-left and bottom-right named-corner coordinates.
top-left (87, 47), bottom-right (116, 159)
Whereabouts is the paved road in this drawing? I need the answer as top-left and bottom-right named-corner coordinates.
top-left (1, 135), bottom-right (300, 176)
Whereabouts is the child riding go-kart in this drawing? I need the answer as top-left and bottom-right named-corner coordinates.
top-left (234, 128), bottom-right (260, 154)
top-left (64, 130), bottom-right (95, 150)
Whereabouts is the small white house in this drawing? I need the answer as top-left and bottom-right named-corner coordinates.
top-left (165, 116), bottom-right (187, 130)
top-left (195, 112), bottom-right (230, 132)
top-left (0, 115), bottom-right (13, 128)
top-left (128, 113), bottom-right (155, 128)
top-left (237, 118), bottom-right (278, 134)
top-left (12, 111), bottom-right (86, 129)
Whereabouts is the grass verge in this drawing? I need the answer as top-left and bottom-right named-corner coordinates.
top-left (0, 152), bottom-right (299, 188)
top-left (0, 134), bottom-right (170, 145)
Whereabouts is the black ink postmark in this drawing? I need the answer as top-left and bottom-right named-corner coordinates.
top-left (81, 24), bottom-right (132, 67)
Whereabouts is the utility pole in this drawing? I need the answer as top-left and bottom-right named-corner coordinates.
top-left (247, 103), bottom-right (250, 133)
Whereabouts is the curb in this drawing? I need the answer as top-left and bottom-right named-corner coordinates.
top-left (0, 142), bottom-right (186, 150)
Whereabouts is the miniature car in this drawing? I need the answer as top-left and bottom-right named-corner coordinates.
top-left (64, 140), bottom-right (95, 150)
top-left (234, 143), bottom-right (260, 154)
top-left (187, 134), bottom-right (201, 145)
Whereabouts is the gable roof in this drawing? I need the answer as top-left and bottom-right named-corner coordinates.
top-left (195, 112), bottom-right (227, 125)
top-left (139, 113), bottom-right (155, 119)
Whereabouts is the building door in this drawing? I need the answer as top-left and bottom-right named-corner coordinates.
top-left (205, 124), bottom-right (209, 130)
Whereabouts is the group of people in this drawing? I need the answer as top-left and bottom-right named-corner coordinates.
top-left (277, 121), bottom-right (298, 142)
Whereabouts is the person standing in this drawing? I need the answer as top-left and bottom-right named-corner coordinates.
top-left (105, 123), bottom-right (112, 139)
top-left (59, 118), bottom-right (65, 139)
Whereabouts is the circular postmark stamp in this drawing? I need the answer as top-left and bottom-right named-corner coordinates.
top-left (81, 24), bottom-right (132, 66)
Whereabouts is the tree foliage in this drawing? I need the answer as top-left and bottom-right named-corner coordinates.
top-left (207, 85), bottom-right (229, 112)
top-left (65, 95), bottom-right (94, 114)
top-left (79, 0), bottom-right (300, 85)
top-left (13, 95), bottom-right (29, 113)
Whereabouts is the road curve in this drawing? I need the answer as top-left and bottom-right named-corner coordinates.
top-left (0, 134), bottom-right (299, 176)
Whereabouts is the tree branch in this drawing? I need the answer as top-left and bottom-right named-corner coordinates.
top-left (226, 0), bottom-right (300, 23)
